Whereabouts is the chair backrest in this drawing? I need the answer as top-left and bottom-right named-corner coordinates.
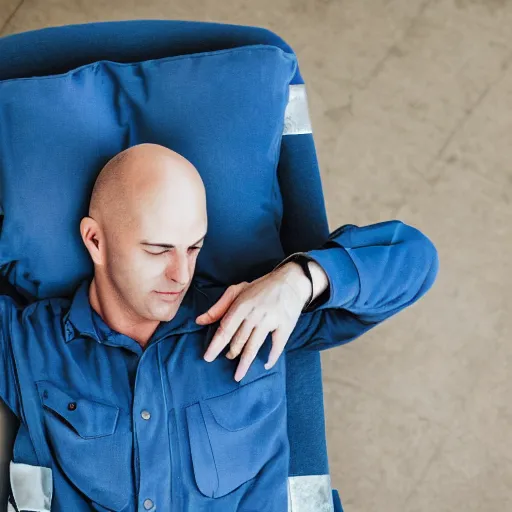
top-left (0, 20), bottom-right (332, 509)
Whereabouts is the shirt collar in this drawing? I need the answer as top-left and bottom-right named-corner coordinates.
top-left (62, 279), bottom-right (216, 344)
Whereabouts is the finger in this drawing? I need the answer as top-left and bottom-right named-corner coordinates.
top-left (204, 306), bottom-right (248, 362)
top-left (226, 319), bottom-right (256, 359)
top-left (196, 283), bottom-right (246, 325)
top-left (264, 327), bottom-right (290, 370)
top-left (234, 325), bottom-right (269, 382)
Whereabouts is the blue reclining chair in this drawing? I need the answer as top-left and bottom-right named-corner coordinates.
top-left (0, 20), bottom-right (343, 511)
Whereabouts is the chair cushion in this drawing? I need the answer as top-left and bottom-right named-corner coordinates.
top-left (0, 45), bottom-right (296, 299)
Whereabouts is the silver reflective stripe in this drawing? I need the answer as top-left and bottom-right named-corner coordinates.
top-left (10, 461), bottom-right (52, 511)
top-left (287, 474), bottom-right (334, 512)
top-left (283, 84), bottom-right (313, 135)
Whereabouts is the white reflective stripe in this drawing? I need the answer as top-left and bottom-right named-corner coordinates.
top-left (283, 84), bottom-right (313, 135)
top-left (287, 474), bottom-right (334, 512)
top-left (10, 461), bottom-right (52, 511)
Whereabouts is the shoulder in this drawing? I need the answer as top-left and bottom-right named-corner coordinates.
top-left (0, 295), bottom-right (71, 327)
top-left (23, 296), bottom-right (70, 319)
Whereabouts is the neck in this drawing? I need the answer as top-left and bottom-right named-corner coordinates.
top-left (88, 275), bottom-right (159, 349)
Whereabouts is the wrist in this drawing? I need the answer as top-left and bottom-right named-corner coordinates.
top-left (281, 261), bottom-right (313, 306)
top-left (280, 258), bottom-right (329, 302)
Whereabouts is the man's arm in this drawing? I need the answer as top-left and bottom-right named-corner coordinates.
top-left (281, 220), bottom-right (439, 352)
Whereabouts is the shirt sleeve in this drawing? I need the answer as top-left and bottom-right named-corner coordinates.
top-left (0, 291), bottom-right (23, 419)
top-left (284, 220), bottom-right (440, 353)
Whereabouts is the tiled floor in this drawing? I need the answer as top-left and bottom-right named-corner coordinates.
top-left (1, 0), bottom-right (510, 510)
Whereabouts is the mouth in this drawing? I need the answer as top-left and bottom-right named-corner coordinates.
top-left (155, 290), bottom-right (184, 301)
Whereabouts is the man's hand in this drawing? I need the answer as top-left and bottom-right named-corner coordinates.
top-left (196, 264), bottom-right (312, 382)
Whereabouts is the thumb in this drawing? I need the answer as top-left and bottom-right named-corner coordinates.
top-left (196, 285), bottom-right (241, 324)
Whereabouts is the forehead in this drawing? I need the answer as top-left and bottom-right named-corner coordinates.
top-left (133, 201), bottom-right (207, 244)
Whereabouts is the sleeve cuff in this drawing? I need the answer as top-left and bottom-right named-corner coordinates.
top-left (304, 245), bottom-right (360, 312)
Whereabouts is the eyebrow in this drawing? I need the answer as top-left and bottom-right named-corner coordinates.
top-left (140, 235), bottom-right (206, 249)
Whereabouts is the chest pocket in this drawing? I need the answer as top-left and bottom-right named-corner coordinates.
top-left (185, 371), bottom-right (286, 498)
top-left (36, 381), bottom-right (133, 511)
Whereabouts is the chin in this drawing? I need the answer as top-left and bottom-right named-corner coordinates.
top-left (153, 305), bottom-right (179, 322)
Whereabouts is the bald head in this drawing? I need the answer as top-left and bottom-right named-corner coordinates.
top-left (89, 143), bottom-right (206, 231)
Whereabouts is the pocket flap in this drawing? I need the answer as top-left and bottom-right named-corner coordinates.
top-left (204, 372), bottom-right (284, 431)
top-left (36, 381), bottom-right (119, 439)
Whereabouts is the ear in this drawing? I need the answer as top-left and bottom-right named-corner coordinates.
top-left (80, 216), bottom-right (104, 266)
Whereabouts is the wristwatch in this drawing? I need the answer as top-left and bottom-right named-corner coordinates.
top-left (273, 252), bottom-right (315, 312)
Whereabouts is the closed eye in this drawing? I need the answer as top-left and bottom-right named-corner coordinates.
top-left (146, 247), bottom-right (202, 256)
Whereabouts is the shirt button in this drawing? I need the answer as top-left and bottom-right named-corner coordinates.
top-left (143, 498), bottom-right (154, 509)
top-left (141, 410), bottom-right (151, 420)
top-left (68, 402), bottom-right (77, 411)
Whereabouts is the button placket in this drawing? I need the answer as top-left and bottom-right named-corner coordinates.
top-left (134, 343), bottom-right (173, 509)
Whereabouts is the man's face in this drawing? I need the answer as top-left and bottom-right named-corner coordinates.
top-left (102, 190), bottom-right (207, 323)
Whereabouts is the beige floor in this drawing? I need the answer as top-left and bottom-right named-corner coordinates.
top-left (1, 0), bottom-right (511, 510)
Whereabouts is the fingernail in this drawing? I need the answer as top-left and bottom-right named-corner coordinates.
top-left (226, 353), bottom-right (233, 359)
top-left (264, 363), bottom-right (271, 370)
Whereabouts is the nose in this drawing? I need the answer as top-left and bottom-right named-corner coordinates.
top-left (166, 251), bottom-right (190, 286)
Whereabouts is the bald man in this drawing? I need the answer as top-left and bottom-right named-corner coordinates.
top-left (0, 143), bottom-right (439, 511)
top-left (82, 144), bottom-right (210, 350)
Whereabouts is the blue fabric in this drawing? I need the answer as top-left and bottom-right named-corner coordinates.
top-left (0, 19), bottom-right (332, 491)
top-left (275, 133), bottom-right (333, 478)
top-left (0, 220), bottom-right (438, 510)
top-left (332, 489), bottom-right (344, 512)
top-left (0, 44), bottom-right (296, 300)
top-left (0, 20), bottom-right (304, 84)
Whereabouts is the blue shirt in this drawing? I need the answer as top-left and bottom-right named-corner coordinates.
top-left (0, 221), bottom-right (438, 511)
